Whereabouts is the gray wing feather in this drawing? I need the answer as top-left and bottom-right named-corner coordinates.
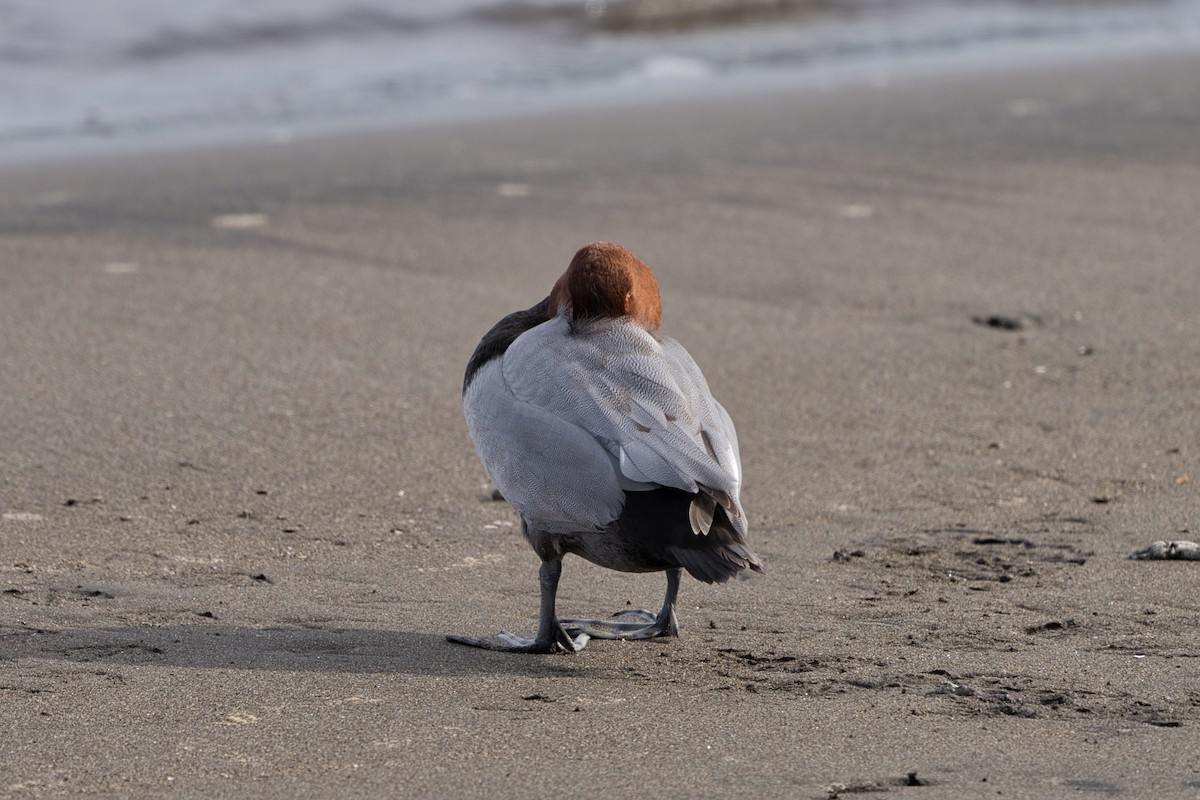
top-left (498, 316), bottom-right (745, 535)
top-left (464, 358), bottom-right (624, 533)
top-left (661, 337), bottom-right (742, 488)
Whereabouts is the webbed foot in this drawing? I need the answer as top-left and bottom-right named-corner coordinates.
top-left (561, 606), bottom-right (679, 640)
top-left (447, 558), bottom-right (592, 653)
top-left (447, 626), bottom-right (589, 653)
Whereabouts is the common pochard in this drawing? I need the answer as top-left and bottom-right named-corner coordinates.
top-left (450, 242), bottom-right (762, 653)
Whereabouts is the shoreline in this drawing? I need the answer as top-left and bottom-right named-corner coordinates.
top-left (3, 36), bottom-right (1198, 174)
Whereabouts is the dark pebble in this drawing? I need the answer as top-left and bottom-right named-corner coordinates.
top-left (973, 314), bottom-right (1023, 331)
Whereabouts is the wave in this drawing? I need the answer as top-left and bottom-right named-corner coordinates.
top-left (118, 0), bottom-right (840, 66)
top-left (2, 0), bottom-right (1197, 165)
top-left (122, 8), bottom-right (432, 62)
top-left (472, 0), bottom-right (838, 32)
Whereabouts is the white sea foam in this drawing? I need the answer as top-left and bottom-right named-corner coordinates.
top-left (620, 55), bottom-right (715, 84)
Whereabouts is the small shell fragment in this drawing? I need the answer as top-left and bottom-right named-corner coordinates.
top-left (1130, 540), bottom-right (1200, 560)
top-left (211, 213), bottom-right (267, 229)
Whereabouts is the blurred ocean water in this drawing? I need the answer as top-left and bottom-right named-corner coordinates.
top-left (1, 0), bottom-right (1198, 164)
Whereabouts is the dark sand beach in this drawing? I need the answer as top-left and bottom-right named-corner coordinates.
top-left (2, 51), bottom-right (1199, 798)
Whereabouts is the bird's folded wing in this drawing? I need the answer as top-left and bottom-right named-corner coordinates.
top-left (464, 358), bottom-right (624, 533)
top-left (503, 317), bottom-right (743, 510)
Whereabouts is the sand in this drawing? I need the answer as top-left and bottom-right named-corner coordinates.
top-left (2, 51), bottom-right (1199, 798)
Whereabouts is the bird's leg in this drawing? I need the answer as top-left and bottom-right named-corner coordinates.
top-left (447, 559), bottom-right (590, 653)
top-left (561, 568), bottom-right (681, 640)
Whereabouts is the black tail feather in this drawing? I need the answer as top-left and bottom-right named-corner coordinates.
top-left (618, 488), bottom-right (763, 584)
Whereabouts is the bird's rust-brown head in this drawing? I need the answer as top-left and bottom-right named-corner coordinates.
top-left (548, 242), bottom-right (662, 331)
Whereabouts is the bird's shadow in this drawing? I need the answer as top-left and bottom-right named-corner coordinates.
top-left (1, 622), bottom-right (590, 677)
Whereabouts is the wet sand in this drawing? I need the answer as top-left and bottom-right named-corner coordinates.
top-left (2, 52), bottom-right (1199, 798)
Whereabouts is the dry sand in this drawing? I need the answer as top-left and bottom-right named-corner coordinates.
top-left (2, 52), bottom-right (1199, 798)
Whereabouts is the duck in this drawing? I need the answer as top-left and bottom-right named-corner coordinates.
top-left (449, 242), bottom-right (762, 653)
